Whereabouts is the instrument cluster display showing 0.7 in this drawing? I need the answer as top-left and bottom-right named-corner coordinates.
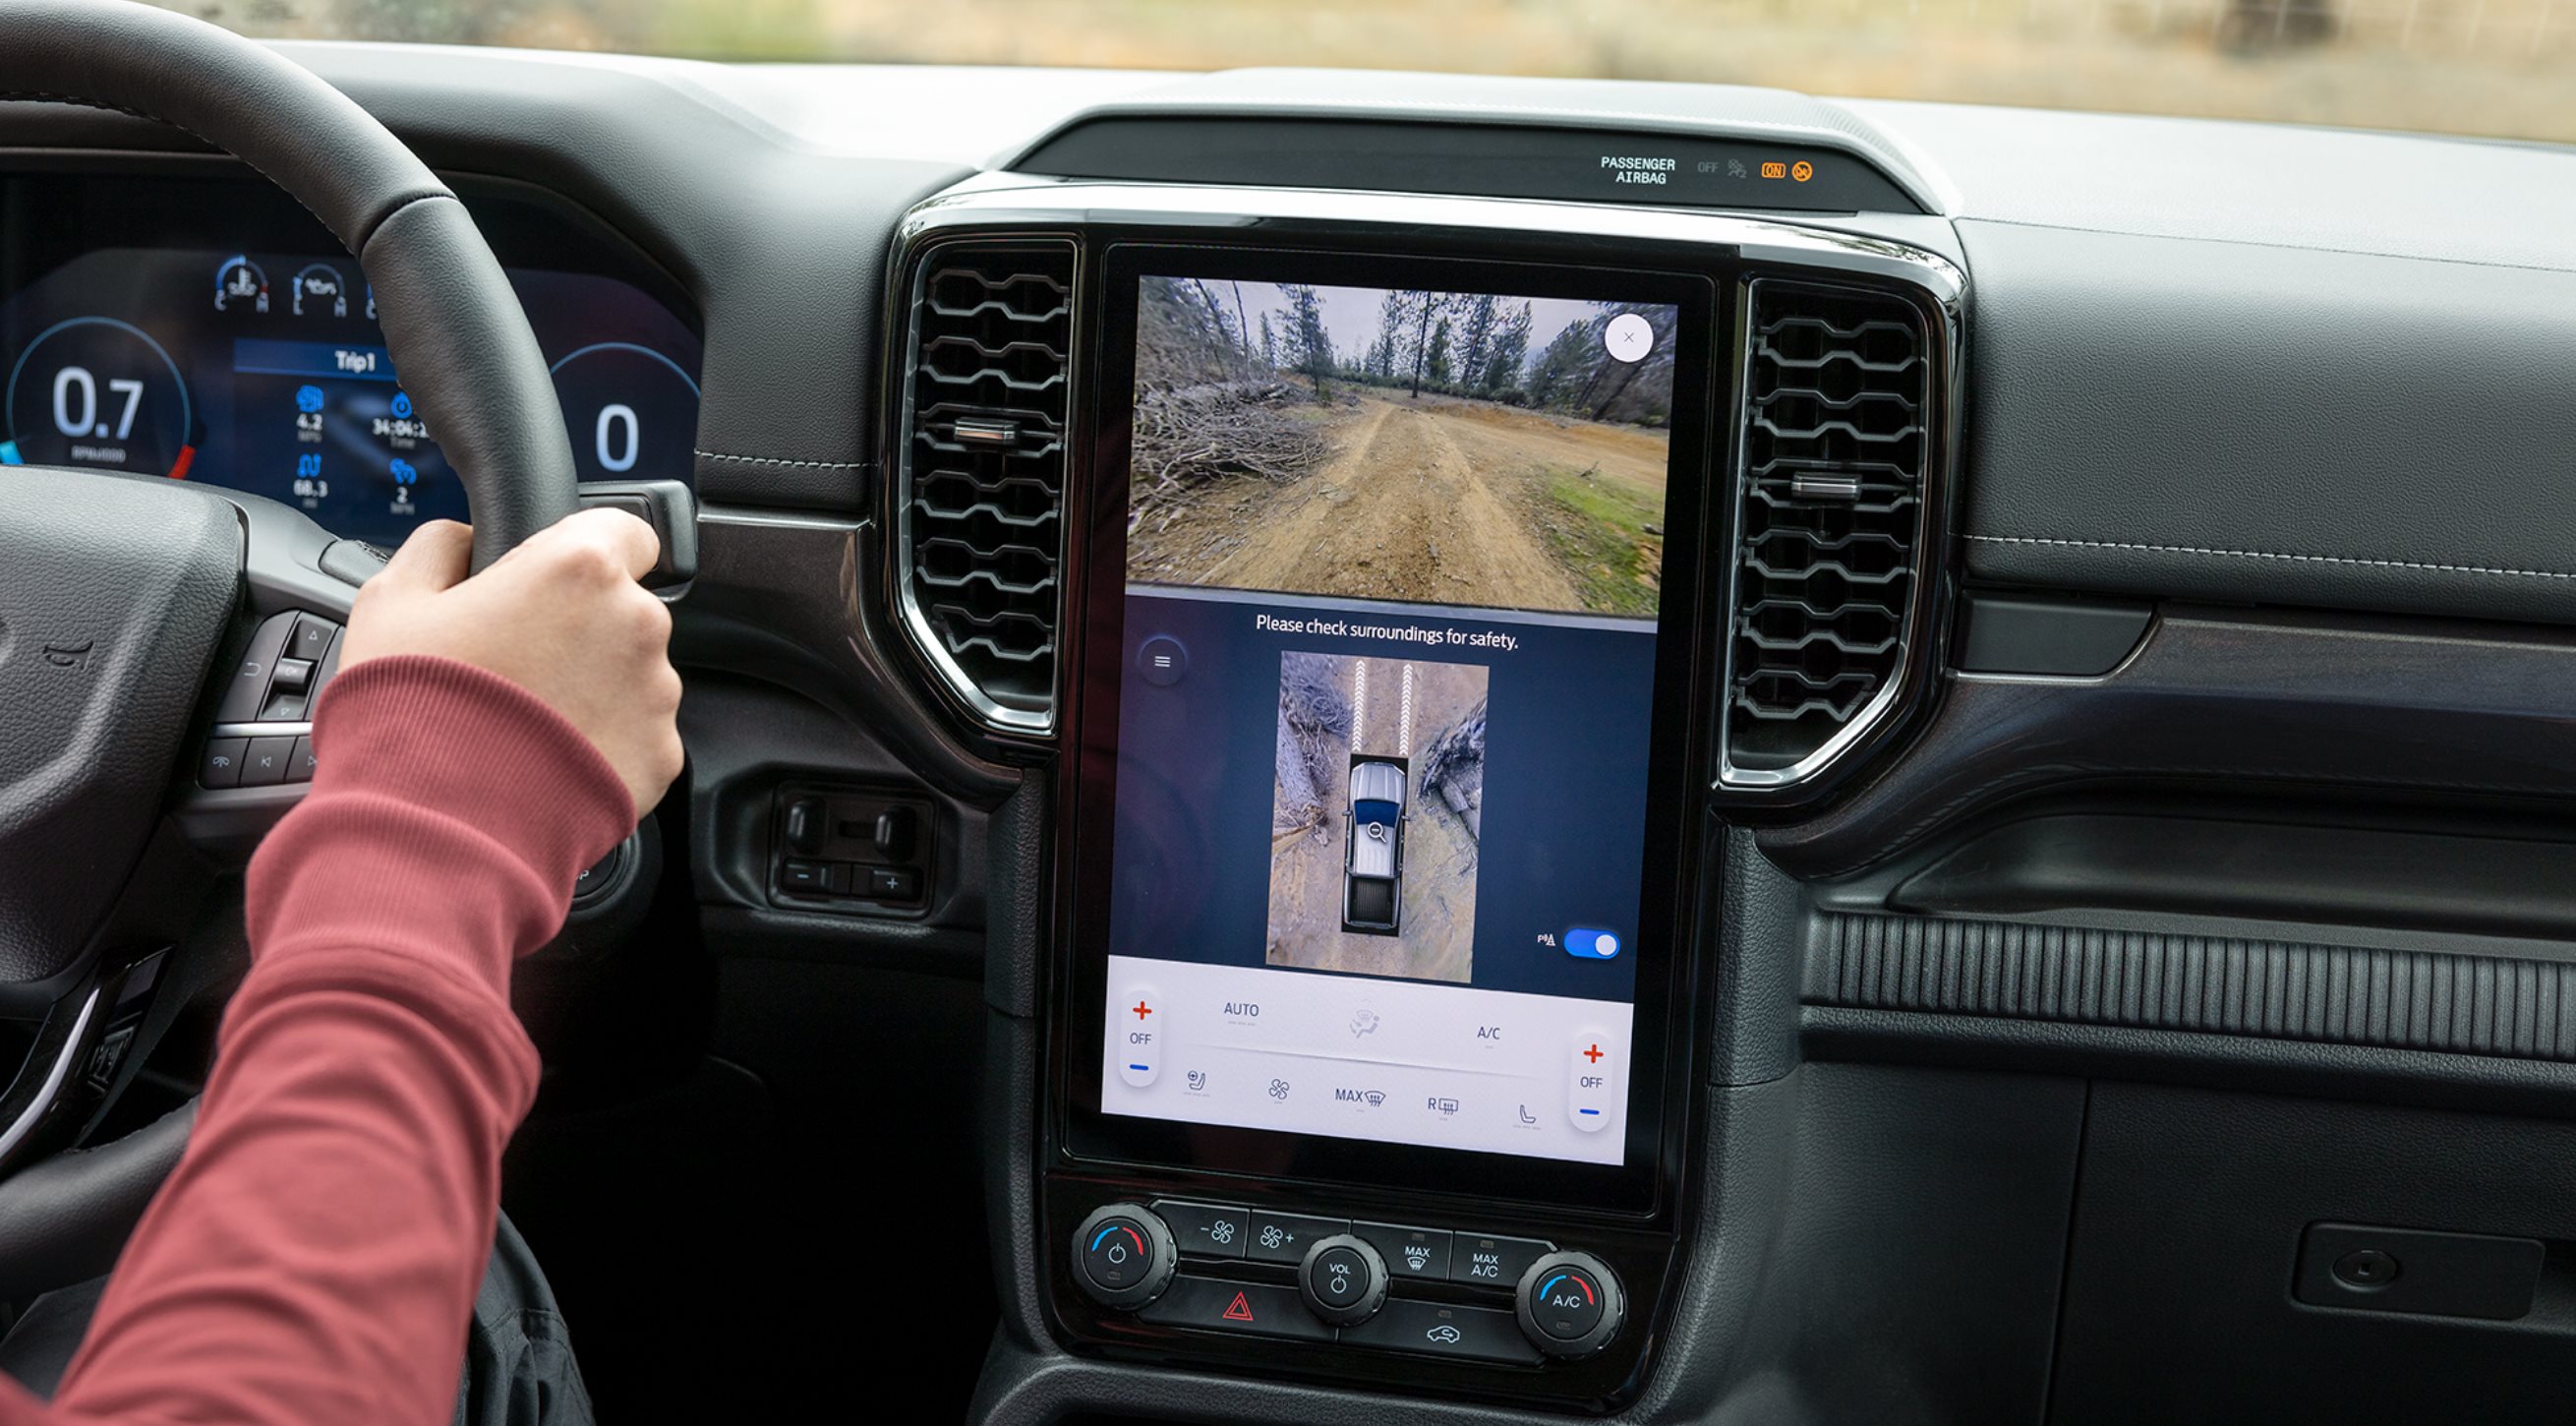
top-left (0, 247), bottom-right (701, 546)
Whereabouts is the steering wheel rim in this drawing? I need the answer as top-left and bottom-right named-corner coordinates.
top-left (0, 1), bottom-right (584, 1213)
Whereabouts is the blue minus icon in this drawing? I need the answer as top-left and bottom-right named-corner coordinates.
top-left (1564, 927), bottom-right (1621, 961)
top-left (1128, 1064), bottom-right (1149, 1073)
top-left (1578, 1108), bottom-right (1602, 1116)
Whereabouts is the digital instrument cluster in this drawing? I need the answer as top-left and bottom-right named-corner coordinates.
top-left (0, 246), bottom-right (701, 546)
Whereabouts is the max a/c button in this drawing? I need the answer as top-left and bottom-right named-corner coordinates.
top-left (1138, 1276), bottom-right (1329, 1341)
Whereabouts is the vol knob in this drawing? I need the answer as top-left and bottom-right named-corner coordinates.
top-left (1516, 1250), bottom-right (1625, 1358)
top-left (1297, 1233), bottom-right (1389, 1327)
top-left (1071, 1204), bottom-right (1177, 1311)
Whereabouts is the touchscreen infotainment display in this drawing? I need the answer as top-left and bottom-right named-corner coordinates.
top-left (1098, 273), bottom-right (1682, 1167)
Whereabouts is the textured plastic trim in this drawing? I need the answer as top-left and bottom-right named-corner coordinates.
top-left (1807, 912), bottom-right (2576, 1063)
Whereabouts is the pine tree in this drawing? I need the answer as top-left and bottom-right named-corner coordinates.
top-left (1526, 318), bottom-right (1600, 410)
top-left (1279, 283), bottom-right (1334, 402)
top-left (1426, 315), bottom-right (1455, 386)
top-left (1455, 295), bottom-right (1499, 394)
top-left (1482, 301), bottom-right (1533, 393)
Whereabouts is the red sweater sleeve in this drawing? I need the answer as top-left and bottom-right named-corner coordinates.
top-left (0, 655), bottom-right (633, 1426)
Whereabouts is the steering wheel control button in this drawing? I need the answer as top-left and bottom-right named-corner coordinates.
top-left (1342, 1298), bottom-right (1541, 1365)
top-left (1452, 1233), bottom-right (1553, 1287)
top-left (1071, 1205), bottom-right (1177, 1311)
top-left (241, 736), bottom-right (297, 787)
top-left (1247, 1211), bottom-right (1349, 1265)
top-left (1149, 1200), bottom-right (1250, 1259)
top-left (287, 614), bottom-right (339, 664)
top-left (1117, 989), bottom-right (1162, 1088)
top-left (200, 737), bottom-right (248, 789)
top-left (215, 613), bottom-right (300, 722)
top-left (1353, 1222), bottom-right (1450, 1279)
top-left (1516, 1251), bottom-right (1626, 1359)
top-left (286, 737), bottom-right (318, 785)
top-left (1298, 1234), bottom-right (1389, 1327)
top-left (1138, 1276), bottom-right (1330, 1342)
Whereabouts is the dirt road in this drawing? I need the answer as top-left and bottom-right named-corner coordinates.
top-left (1128, 388), bottom-right (1669, 611)
top-left (1199, 394), bottom-right (1582, 610)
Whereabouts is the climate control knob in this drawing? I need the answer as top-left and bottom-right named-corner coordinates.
top-left (1297, 1233), bottom-right (1389, 1327)
top-left (1071, 1204), bottom-right (1178, 1311)
top-left (1516, 1250), bottom-right (1625, 1358)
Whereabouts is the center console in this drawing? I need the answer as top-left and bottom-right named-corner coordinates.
top-left (888, 177), bottom-right (1960, 1413)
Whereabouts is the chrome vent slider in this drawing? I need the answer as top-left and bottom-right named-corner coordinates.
top-left (896, 240), bottom-right (1077, 734)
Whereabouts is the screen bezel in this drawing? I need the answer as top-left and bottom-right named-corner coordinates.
top-left (1053, 237), bottom-right (1724, 1218)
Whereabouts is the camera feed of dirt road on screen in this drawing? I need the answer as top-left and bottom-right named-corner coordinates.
top-left (1129, 278), bottom-right (1677, 620)
top-left (1268, 650), bottom-right (1489, 984)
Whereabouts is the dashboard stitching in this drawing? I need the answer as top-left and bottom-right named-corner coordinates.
top-left (1965, 534), bottom-right (2576, 582)
top-left (1963, 214), bottom-right (2576, 277)
top-left (693, 449), bottom-right (866, 470)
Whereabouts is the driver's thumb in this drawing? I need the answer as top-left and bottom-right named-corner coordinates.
top-left (371, 519), bottom-right (475, 595)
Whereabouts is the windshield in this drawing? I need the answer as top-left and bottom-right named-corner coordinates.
top-left (158, 0), bottom-right (2572, 144)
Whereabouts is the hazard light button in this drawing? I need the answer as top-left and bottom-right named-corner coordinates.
top-left (1137, 1275), bottom-right (1331, 1341)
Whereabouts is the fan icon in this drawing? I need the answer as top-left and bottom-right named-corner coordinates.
top-left (1208, 1219), bottom-right (1237, 1246)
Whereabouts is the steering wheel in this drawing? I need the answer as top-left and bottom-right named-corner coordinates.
top-left (0, 2), bottom-right (580, 1292)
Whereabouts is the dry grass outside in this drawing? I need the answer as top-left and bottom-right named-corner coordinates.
top-left (180, 0), bottom-right (2576, 146)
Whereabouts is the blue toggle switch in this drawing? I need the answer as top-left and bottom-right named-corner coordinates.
top-left (1564, 927), bottom-right (1621, 960)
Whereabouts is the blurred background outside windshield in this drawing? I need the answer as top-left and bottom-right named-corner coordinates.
top-left (158, 0), bottom-right (2576, 145)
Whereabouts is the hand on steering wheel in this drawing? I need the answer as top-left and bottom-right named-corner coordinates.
top-left (0, 0), bottom-right (637, 1228)
top-left (346, 514), bottom-right (684, 817)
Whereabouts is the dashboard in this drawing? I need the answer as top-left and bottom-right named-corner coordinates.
top-left (8, 38), bottom-right (2576, 1426)
top-left (0, 170), bottom-right (700, 547)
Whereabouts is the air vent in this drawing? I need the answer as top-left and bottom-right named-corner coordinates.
top-left (1723, 279), bottom-right (1933, 786)
top-left (898, 241), bottom-right (1076, 733)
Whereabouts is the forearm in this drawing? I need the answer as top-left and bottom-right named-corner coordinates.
top-left (45, 956), bottom-right (532, 1425)
top-left (33, 657), bottom-right (629, 1426)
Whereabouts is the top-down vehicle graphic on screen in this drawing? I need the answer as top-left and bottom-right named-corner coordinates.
top-left (1342, 756), bottom-right (1408, 934)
